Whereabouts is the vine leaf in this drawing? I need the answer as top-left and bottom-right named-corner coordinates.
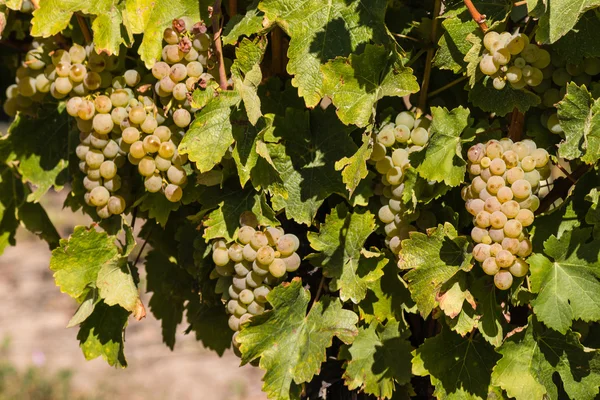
top-left (468, 79), bottom-right (541, 116)
top-left (398, 223), bottom-right (473, 317)
top-left (492, 317), bottom-right (600, 400)
top-left (335, 134), bottom-right (372, 196)
top-left (96, 257), bottom-right (140, 312)
top-left (341, 320), bottom-right (412, 398)
top-left (231, 114), bottom-right (274, 188)
top-left (138, 192), bottom-right (180, 227)
top-left (321, 45), bottom-right (419, 127)
top-left (412, 327), bottom-right (500, 399)
top-left (145, 249), bottom-right (194, 350)
top-left (31, 0), bottom-right (125, 55)
top-left (258, 0), bottom-right (389, 107)
top-left (185, 299), bottom-right (232, 356)
top-left (237, 279), bottom-right (359, 400)
top-left (50, 226), bottom-right (120, 299)
top-left (433, 17), bottom-right (478, 73)
top-left (528, 227), bottom-right (600, 333)
top-left (556, 83), bottom-right (600, 163)
top-left (265, 108), bottom-right (356, 225)
top-left (231, 37), bottom-right (267, 125)
top-left (198, 182), bottom-right (279, 242)
top-left (222, 0), bottom-right (265, 45)
top-left (411, 106), bottom-right (469, 187)
top-left (536, 0), bottom-right (600, 44)
top-left (132, 0), bottom-right (202, 66)
top-left (179, 91), bottom-right (241, 173)
top-left (550, 13), bottom-right (600, 62)
top-left (307, 203), bottom-right (381, 304)
top-left (77, 301), bottom-right (129, 368)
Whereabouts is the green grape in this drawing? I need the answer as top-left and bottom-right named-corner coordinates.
top-left (69, 44), bottom-right (87, 63)
top-left (122, 127), bottom-right (141, 144)
top-left (511, 179), bottom-right (532, 199)
top-left (506, 34), bottom-right (526, 55)
top-left (89, 132), bottom-right (109, 149)
top-left (276, 234), bottom-right (299, 257)
top-left (489, 211), bottom-right (507, 229)
top-left (471, 226), bottom-right (491, 244)
top-left (213, 247), bottom-right (230, 266)
top-left (486, 175), bottom-right (505, 195)
top-left (54, 77), bottom-right (72, 95)
top-left (99, 161), bottom-right (117, 179)
top-left (265, 227), bottom-right (283, 246)
top-left (83, 176), bottom-right (101, 191)
top-left (152, 62), bottom-right (171, 80)
top-left (516, 209), bottom-right (534, 227)
top-left (143, 135), bottom-right (161, 153)
top-left (493, 77), bottom-right (506, 90)
top-left (516, 239), bottom-right (533, 257)
top-left (154, 155), bottom-right (172, 171)
top-left (369, 142), bottom-right (386, 162)
top-left (83, 71), bottom-right (101, 90)
top-left (281, 252), bottom-right (301, 272)
top-left (484, 197), bottom-right (501, 213)
top-left (489, 158), bottom-right (506, 175)
top-left (142, 173), bottom-right (161, 193)
top-left (187, 61), bottom-right (204, 77)
top-left (483, 31), bottom-right (500, 51)
top-left (96, 205), bottom-right (111, 219)
top-left (238, 226), bottom-right (256, 244)
top-left (228, 315), bottom-right (240, 331)
top-left (494, 270), bottom-right (513, 290)
top-left (173, 109), bottom-right (191, 128)
top-left (103, 176), bottom-right (121, 192)
top-left (165, 184), bottom-right (182, 202)
top-left (228, 244), bottom-right (245, 263)
top-left (228, 286), bottom-right (240, 300)
top-left (552, 68), bottom-right (571, 86)
top-left (130, 141), bottom-right (146, 159)
top-left (169, 63), bottom-right (187, 82)
top-left (89, 186), bottom-right (110, 207)
top-left (496, 186), bottom-right (514, 203)
top-left (566, 62), bottom-right (584, 76)
top-left (268, 258), bottom-right (287, 278)
top-left (234, 261), bottom-right (251, 277)
top-left (173, 83), bottom-right (188, 101)
top-left (503, 219), bottom-right (523, 238)
top-left (506, 67), bottom-right (523, 83)
top-left (521, 44), bottom-right (539, 63)
top-left (377, 124), bottom-right (396, 147)
top-left (506, 167), bottom-right (525, 184)
top-left (473, 243), bottom-right (491, 262)
top-left (410, 127), bottom-right (429, 146)
top-left (129, 106), bottom-right (147, 125)
top-left (87, 168), bottom-right (101, 180)
top-left (584, 57), bottom-right (600, 76)
top-left (107, 195), bottom-right (126, 215)
top-left (111, 107), bottom-right (128, 124)
top-left (509, 259), bottom-right (529, 277)
top-left (242, 244), bottom-right (257, 262)
top-left (482, 257), bottom-right (500, 275)
top-left (167, 165), bottom-right (187, 185)
top-left (166, 45), bottom-right (184, 63)
top-left (154, 126), bottom-right (172, 142)
top-left (547, 113), bottom-right (562, 134)
top-left (532, 49), bottom-right (551, 69)
top-left (250, 232), bottom-right (269, 250)
top-left (466, 198), bottom-right (485, 216)
top-left (375, 156), bottom-right (393, 175)
top-left (394, 111), bottom-right (415, 129)
top-left (92, 113), bottom-right (114, 134)
top-left (502, 238), bottom-right (520, 254)
top-left (247, 301), bottom-right (265, 316)
top-left (493, 48), bottom-right (511, 66)
top-left (479, 54), bottom-right (498, 75)
top-left (238, 289), bottom-right (254, 305)
top-left (140, 116), bottom-right (158, 134)
top-left (252, 261), bottom-right (269, 276)
top-left (76, 144), bottom-right (90, 161)
top-left (386, 166), bottom-right (403, 185)
top-left (256, 246), bottom-right (275, 266)
top-left (394, 125), bottom-right (411, 143)
top-left (77, 99), bottom-right (95, 120)
top-left (253, 286), bottom-right (270, 303)
top-left (496, 249), bottom-right (514, 268)
top-left (138, 156), bottom-right (157, 177)
top-left (86, 149), bottom-right (104, 169)
top-left (69, 63), bottom-right (86, 83)
top-left (378, 205), bottom-right (395, 224)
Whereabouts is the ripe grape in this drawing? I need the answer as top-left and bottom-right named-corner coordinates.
top-left (89, 186), bottom-right (110, 207)
top-left (482, 257), bottom-right (500, 275)
top-left (164, 184), bottom-right (182, 202)
top-left (509, 259), bottom-right (529, 277)
top-left (107, 195), bottom-right (126, 215)
top-left (268, 258), bottom-right (287, 278)
top-left (494, 270), bottom-right (513, 290)
top-left (480, 54), bottom-right (499, 75)
top-left (504, 219), bottom-right (523, 238)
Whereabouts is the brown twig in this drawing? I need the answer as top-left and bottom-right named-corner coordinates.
top-left (228, 0), bottom-right (237, 16)
top-left (132, 224), bottom-right (154, 267)
top-left (508, 108), bottom-right (525, 141)
top-left (271, 26), bottom-right (283, 75)
top-left (210, 0), bottom-right (228, 90)
top-left (556, 163), bottom-right (577, 183)
top-left (310, 275), bottom-right (326, 310)
top-left (392, 33), bottom-right (422, 43)
top-left (427, 76), bottom-right (468, 98)
top-left (416, 0), bottom-right (442, 117)
top-left (75, 13), bottom-right (92, 44)
top-left (536, 164), bottom-right (591, 214)
top-left (464, 0), bottom-right (489, 32)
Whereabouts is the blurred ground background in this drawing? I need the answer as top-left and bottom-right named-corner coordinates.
top-left (0, 120), bottom-right (266, 400)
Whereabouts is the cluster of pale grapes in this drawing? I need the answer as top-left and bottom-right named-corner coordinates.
top-left (537, 51), bottom-right (600, 135)
top-left (3, 41), bottom-right (121, 117)
top-left (463, 139), bottom-right (550, 290)
top-left (479, 31), bottom-right (550, 90)
top-left (209, 213), bottom-right (301, 349)
top-left (370, 111), bottom-right (435, 260)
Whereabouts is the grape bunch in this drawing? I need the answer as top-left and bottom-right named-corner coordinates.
top-left (370, 111), bottom-right (435, 259)
top-left (479, 31), bottom-right (550, 90)
top-left (463, 139), bottom-right (551, 289)
top-left (209, 213), bottom-right (301, 343)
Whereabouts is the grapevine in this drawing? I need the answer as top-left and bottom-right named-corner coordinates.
top-left (1, 1), bottom-right (600, 400)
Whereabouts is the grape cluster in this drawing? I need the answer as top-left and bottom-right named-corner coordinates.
top-left (536, 51), bottom-right (600, 135)
top-left (479, 31), bottom-right (550, 90)
top-left (370, 111), bottom-right (435, 259)
top-left (3, 41), bottom-right (121, 117)
top-left (463, 139), bottom-right (550, 289)
top-left (209, 213), bottom-right (301, 342)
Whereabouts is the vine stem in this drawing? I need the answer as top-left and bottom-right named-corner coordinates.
top-left (508, 108), bottom-right (525, 141)
top-left (464, 0), bottom-right (489, 32)
top-left (536, 164), bottom-right (591, 215)
top-left (427, 76), bottom-right (468, 98)
top-left (416, 0), bottom-right (442, 117)
top-left (271, 26), bottom-right (283, 75)
top-left (310, 275), bottom-right (326, 311)
top-left (132, 224), bottom-right (154, 268)
top-left (211, 0), bottom-right (228, 90)
top-left (228, 0), bottom-right (237, 16)
top-left (75, 13), bottom-right (92, 44)
top-left (514, 0), bottom-right (527, 6)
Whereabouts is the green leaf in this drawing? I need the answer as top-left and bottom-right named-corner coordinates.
top-left (31, 0), bottom-right (125, 55)
top-left (528, 228), bottom-right (600, 333)
top-left (185, 299), bottom-right (231, 356)
top-left (342, 321), bottom-right (412, 398)
top-left (265, 108), bottom-right (356, 224)
top-left (258, 0), bottom-right (389, 107)
top-left (179, 91), bottom-right (241, 172)
top-left (50, 226), bottom-right (120, 299)
top-left (67, 289), bottom-right (99, 328)
top-left (433, 17), bottom-right (477, 73)
top-left (557, 83), bottom-right (600, 163)
top-left (321, 45), bottom-right (419, 127)
top-left (411, 106), bottom-right (469, 187)
top-left (133, 0), bottom-right (201, 66)
top-left (16, 201), bottom-right (60, 250)
top-left (146, 249), bottom-right (194, 349)
top-left (0, 166), bottom-right (22, 255)
top-left (399, 223), bottom-right (473, 317)
top-left (551, 12), bottom-right (600, 62)
top-left (536, 0), bottom-right (600, 44)
top-left (6, 108), bottom-right (69, 202)
top-left (199, 181), bottom-right (279, 242)
top-left (492, 317), bottom-right (600, 400)
top-left (307, 203), bottom-right (380, 303)
top-left (470, 277), bottom-right (505, 347)
top-left (231, 114), bottom-right (274, 187)
top-left (335, 133), bottom-right (372, 196)
top-left (231, 37), bottom-right (267, 125)
top-left (77, 301), bottom-right (128, 368)
top-left (222, 0), bottom-right (265, 45)
top-left (468, 79), bottom-right (541, 116)
top-left (96, 257), bottom-right (140, 313)
top-left (138, 192), bottom-right (181, 227)
top-left (412, 327), bottom-right (500, 400)
top-left (401, 168), bottom-right (451, 212)
top-left (238, 279), bottom-right (358, 400)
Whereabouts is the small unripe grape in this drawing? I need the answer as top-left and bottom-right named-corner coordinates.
top-left (494, 270), bottom-right (513, 290)
top-left (482, 257), bottom-right (500, 275)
